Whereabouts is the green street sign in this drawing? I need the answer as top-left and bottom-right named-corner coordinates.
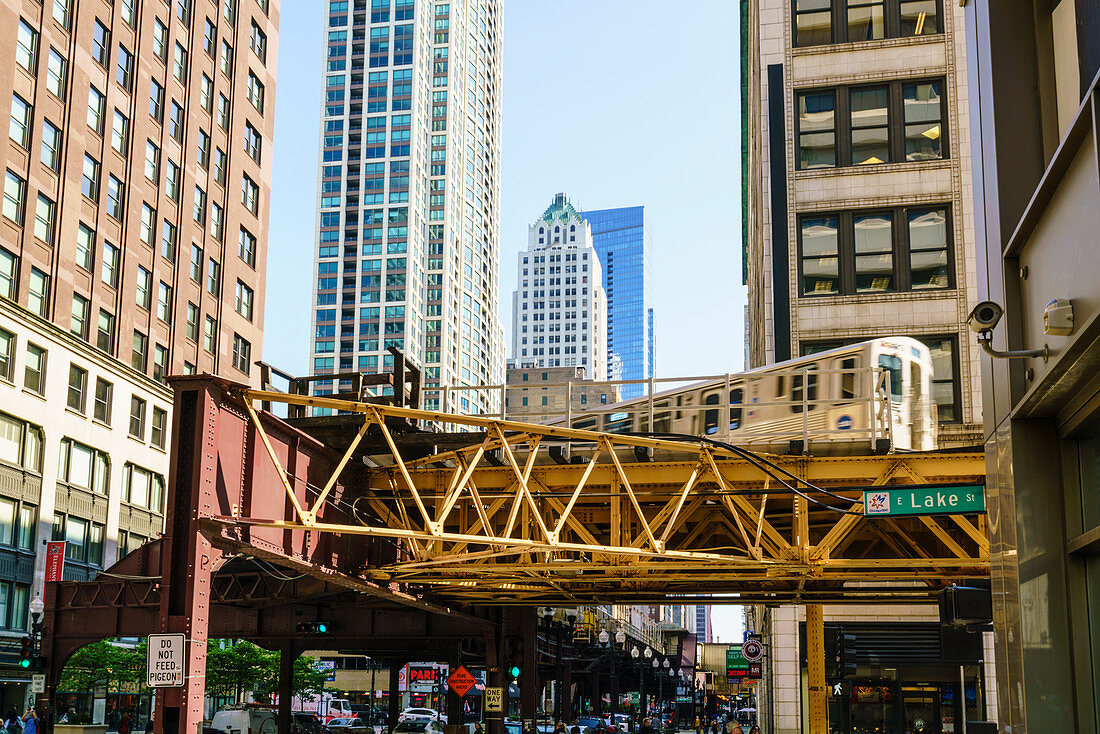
top-left (863, 484), bottom-right (985, 517)
top-left (726, 645), bottom-right (750, 681)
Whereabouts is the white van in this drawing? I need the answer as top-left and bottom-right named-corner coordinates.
top-left (210, 706), bottom-right (279, 734)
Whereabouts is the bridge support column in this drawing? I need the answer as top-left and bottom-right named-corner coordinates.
top-left (446, 658), bottom-right (463, 728)
top-left (485, 630), bottom-right (504, 734)
top-left (561, 662), bottom-right (572, 723)
top-left (389, 661), bottom-right (404, 730)
top-left (521, 608), bottom-right (538, 731)
top-left (806, 604), bottom-right (827, 734)
top-left (278, 644), bottom-right (296, 734)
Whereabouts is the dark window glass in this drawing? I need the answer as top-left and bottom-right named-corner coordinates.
top-left (919, 336), bottom-right (957, 423)
top-left (853, 212), bottom-right (894, 292)
top-left (794, 0), bottom-right (832, 45)
top-left (847, 0), bottom-right (885, 41)
top-left (798, 92), bottom-right (836, 169)
top-left (850, 86), bottom-right (890, 165)
top-left (900, 0), bottom-right (939, 35)
top-left (903, 81), bottom-right (943, 161)
top-left (800, 216), bottom-right (839, 295)
top-left (908, 207), bottom-right (950, 289)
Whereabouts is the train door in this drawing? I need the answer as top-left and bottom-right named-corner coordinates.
top-left (876, 352), bottom-right (905, 447)
top-left (909, 360), bottom-right (925, 449)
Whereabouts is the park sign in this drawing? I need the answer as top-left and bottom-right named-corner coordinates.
top-left (863, 484), bottom-right (985, 517)
top-left (726, 645), bottom-right (750, 682)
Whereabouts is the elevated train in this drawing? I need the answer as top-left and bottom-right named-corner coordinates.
top-left (558, 338), bottom-right (937, 454)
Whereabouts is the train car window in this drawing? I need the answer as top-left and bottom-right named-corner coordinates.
top-left (841, 358), bottom-right (858, 398)
top-left (878, 354), bottom-right (903, 401)
top-left (776, 376), bottom-right (786, 398)
top-left (572, 417), bottom-right (598, 431)
top-left (675, 395), bottom-right (682, 420)
top-left (730, 388), bottom-right (743, 429)
top-left (605, 412), bottom-right (634, 434)
top-left (791, 365), bottom-right (819, 414)
top-left (654, 401), bottom-right (672, 432)
top-left (703, 393), bottom-right (721, 435)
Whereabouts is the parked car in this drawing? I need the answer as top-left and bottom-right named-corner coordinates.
top-left (612, 714), bottom-right (630, 733)
top-left (391, 722), bottom-right (445, 734)
top-left (210, 707), bottom-right (278, 734)
top-left (292, 713), bottom-right (322, 734)
top-left (503, 724), bottom-right (522, 734)
top-left (325, 718), bottom-right (369, 734)
top-left (574, 717), bottom-right (606, 734)
top-left (398, 709), bottom-right (446, 724)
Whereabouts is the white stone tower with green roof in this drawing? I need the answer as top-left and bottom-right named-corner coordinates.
top-left (510, 194), bottom-right (608, 381)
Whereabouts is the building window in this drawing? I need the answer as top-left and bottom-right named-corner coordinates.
top-left (145, 141), bottom-right (160, 182)
top-left (66, 365), bottom-right (87, 412)
top-left (186, 303), bottom-right (199, 341)
top-left (28, 269), bottom-right (48, 317)
top-left (151, 407), bottom-right (167, 449)
top-left (232, 334), bottom-right (251, 375)
top-left (169, 102), bottom-right (184, 141)
top-left (126, 464), bottom-right (165, 513)
top-left (204, 316), bottom-right (217, 353)
top-left (132, 330), bottom-right (147, 371)
top-left (33, 195), bottom-right (55, 244)
top-left (136, 266), bottom-right (152, 309)
top-left (41, 120), bottom-right (61, 171)
top-left (190, 245), bottom-right (203, 281)
top-left (3, 171), bottom-right (25, 223)
top-left (70, 294), bottom-right (89, 339)
top-left (149, 80), bottom-right (165, 122)
top-left (798, 205), bottom-right (952, 296)
top-left (794, 0), bottom-right (940, 46)
top-left (214, 148), bottom-right (227, 184)
top-left (251, 22), bottom-right (268, 62)
top-left (153, 344), bottom-right (168, 383)
top-left (87, 85), bottom-right (106, 133)
top-left (106, 175), bottom-right (123, 219)
top-left (53, 515), bottom-right (105, 567)
top-left (919, 335), bottom-right (959, 423)
top-left (129, 396), bottom-right (146, 439)
top-left (24, 343), bottom-right (46, 395)
top-left (193, 186), bottom-right (206, 223)
top-left (218, 95), bottom-right (231, 130)
top-left (239, 227), bottom-right (257, 267)
top-left (16, 21), bottom-right (38, 73)
top-left (173, 42), bottom-right (188, 83)
top-left (162, 221), bottom-right (177, 261)
top-left (0, 412), bottom-right (43, 471)
top-left (111, 110), bottom-right (128, 154)
top-left (93, 377), bottom-right (112, 424)
top-left (244, 123), bottom-right (262, 162)
top-left (207, 258), bottom-right (220, 295)
top-left (796, 79), bottom-right (946, 169)
top-left (46, 49), bottom-right (66, 99)
top-left (0, 328), bottom-right (12, 381)
top-left (154, 18), bottom-right (169, 60)
top-left (200, 74), bottom-right (213, 111)
top-left (235, 280), bottom-right (254, 320)
top-left (9, 94), bottom-right (30, 147)
top-left (197, 130), bottom-right (211, 168)
top-left (102, 242), bottom-right (119, 287)
top-left (116, 45), bottom-right (134, 90)
top-left (166, 160), bottom-right (181, 201)
top-left (92, 21), bottom-right (110, 65)
top-left (242, 175), bottom-right (259, 214)
top-left (96, 309), bottom-right (114, 352)
top-left (0, 249), bottom-right (14, 300)
top-left (156, 282), bottom-right (172, 322)
top-left (246, 72), bottom-right (265, 112)
top-left (140, 204), bottom-right (155, 245)
top-left (81, 155), bottom-right (100, 201)
top-left (221, 40), bottom-right (234, 76)
top-left (0, 498), bottom-right (37, 552)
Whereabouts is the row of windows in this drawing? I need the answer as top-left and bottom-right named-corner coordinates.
top-left (798, 205), bottom-right (952, 296)
top-left (794, 0), bottom-right (940, 47)
top-left (797, 80), bottom-right (945, 169)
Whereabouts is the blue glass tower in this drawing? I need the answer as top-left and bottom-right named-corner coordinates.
top-left (583, 206), bottom-right (653, 398)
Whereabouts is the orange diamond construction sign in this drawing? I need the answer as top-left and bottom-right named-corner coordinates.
top-left (448, 665), bottom-right (476, 697)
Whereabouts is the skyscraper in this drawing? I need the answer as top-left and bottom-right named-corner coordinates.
top-left (511, 193), bottom-right (606, 379)
top-left (309, 0), bottom-right (504, 416)
top-left (583, 206), bottom-right (653, 398)
top-left (0, 0), bottom-right (278, 688)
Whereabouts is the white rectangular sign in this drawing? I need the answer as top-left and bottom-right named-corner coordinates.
top-left (483, 687), bottom-right (503, 713)
top-left (147, 634), bottom-right (186, 688)
top-left (30, 675), bottom-right (44, 694)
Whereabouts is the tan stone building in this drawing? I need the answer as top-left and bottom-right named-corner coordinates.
top-left (504, 364), bottom-right (619, 424)
top-left (740, 0), bottom-right (993, 730)
top-left (0, 0), bottom-right (278, 706)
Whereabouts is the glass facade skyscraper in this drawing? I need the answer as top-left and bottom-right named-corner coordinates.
top-left (310, 0), bottom-right (504, 415)
top-left (583, 206), bottom-right (653, 398)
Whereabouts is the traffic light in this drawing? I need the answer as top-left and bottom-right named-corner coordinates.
top-left (834, 632), bottom-right (857, 678)
top-left (505, 636), bottom-right (523, 681)
top-left (508, 665), bottom-right (521, 680)
top-left (18, 637), bottom-right (32, 669)
top-left (296, 622), bottom-right (330, 634)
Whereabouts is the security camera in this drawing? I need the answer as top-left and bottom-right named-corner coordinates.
top-left (968, 301), bottom-right (1004, 334)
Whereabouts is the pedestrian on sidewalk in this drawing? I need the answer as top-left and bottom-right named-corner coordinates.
top-left (21, 708), bottom-right (36, 734)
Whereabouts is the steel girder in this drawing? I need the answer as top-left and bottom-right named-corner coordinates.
top-left (222, 386), bottom-right (989, 605)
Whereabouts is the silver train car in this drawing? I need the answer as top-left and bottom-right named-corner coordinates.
top-left (559, 338), bottom-right (937, 454)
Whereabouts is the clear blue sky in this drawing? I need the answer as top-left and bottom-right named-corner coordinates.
top-left (264, 2), bottom-right (746, 639)
top-left (264, 0), bottom-right (746, 381)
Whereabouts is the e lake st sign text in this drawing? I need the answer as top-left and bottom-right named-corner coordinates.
top-left (864, 484), bottom-right (985, 517)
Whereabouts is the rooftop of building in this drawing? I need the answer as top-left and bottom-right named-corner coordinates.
top-left (535, 192), bottom-right (584, 226)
